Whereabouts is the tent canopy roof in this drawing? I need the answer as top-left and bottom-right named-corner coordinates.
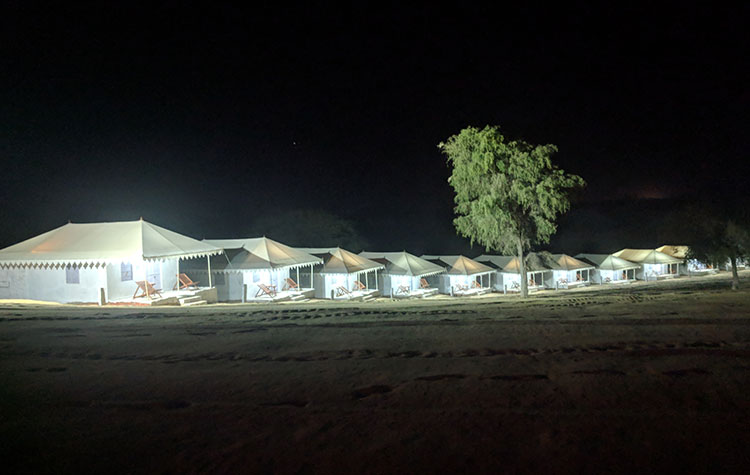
top-left (0, 220), bottom-right (222, 267)
top-left (476, 253), bottom-right (552, 273)
top-left (656, 245), bottom-right (689, 259)
top-left (548, 254), bottom-right (596, 271)
top-left (575, 253), bottom-right (642, 271)
top-left (421, 255), bottom-right (493, 276)
top-left (204, 237), bottom-right (322, 271)
top-left (613, 248), bottom-right (683, 264)
top-left (297, 247), bottom-right (384, 274)
top-left (359, 251), bottom-right (445, 277)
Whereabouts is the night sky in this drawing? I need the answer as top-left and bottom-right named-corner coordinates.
top-left (1, 3), bottom-right (747, 254)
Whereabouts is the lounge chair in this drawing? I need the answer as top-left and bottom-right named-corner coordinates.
top-left (420, 278), bottom-right (431, 289)
top-left (454, 283), bottom-right (469, 292)
top-left (133, 280), bottom-right (162, 299)
top-left (353, 280), bottom-right (366, 291)
top-left (283, 278), bottom-right (299, 291)
top-left (173, 273), bottom-right (199, 290)
top-left (255, 283), bottom-right (277, 298)
top-left (335, 285), bottom-right (351, 297)
top-left (396, 285), bottom-right (410, 296)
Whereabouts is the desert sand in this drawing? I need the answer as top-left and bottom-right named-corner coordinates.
top-left (1, 272), bottom-right (749, 474)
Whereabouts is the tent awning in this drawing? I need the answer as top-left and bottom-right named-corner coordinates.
top-left (0, 220), bottom-right (222, 268)
top-left (297, 247), bottom-right (384, 275)
top-left (360, 251), bottom-right (445, 277)
top-left (204, 237), bottom-right (322, 271)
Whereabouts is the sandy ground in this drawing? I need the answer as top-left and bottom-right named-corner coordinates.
top-left (1, 272), bottom-right (749, 474)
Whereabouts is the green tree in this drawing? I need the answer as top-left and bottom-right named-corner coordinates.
top-left (439, 125), bottom-right (584, 297)
top-left (685, 203), bottom-right (749, 290)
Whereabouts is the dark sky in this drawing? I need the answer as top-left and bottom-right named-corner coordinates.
top-left (1, 3), bottom-right (747, 253)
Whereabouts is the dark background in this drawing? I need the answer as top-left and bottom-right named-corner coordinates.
top-left (1, 2), bottom-right (747, 254)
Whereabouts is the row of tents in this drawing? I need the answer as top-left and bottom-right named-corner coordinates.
top-left (0, 219), bottom-right (726, 305)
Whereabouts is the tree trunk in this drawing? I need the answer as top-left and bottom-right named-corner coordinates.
top-left (518, 237), bottom-right (528, 299)
top-left (731, 255), bottom-right (739, 290)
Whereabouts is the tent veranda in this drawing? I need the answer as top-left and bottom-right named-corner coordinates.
top-left (0, 220), bottom-right (222, 304)
top-left (359, 251), bottom-right (444, 297)
top-left (197, 237), bottom-right (323, 302)
top-left (296, 247), bottom-right (385, 299)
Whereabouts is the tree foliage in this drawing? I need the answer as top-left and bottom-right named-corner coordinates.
top-left (683, 203), bottom-right (749, 290)
top-left (439, 125), bottom-right (584, 297)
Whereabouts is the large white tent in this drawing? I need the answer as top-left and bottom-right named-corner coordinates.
top-left (421, 255), bottom-right (493, 295)
top-left (546, 254), bottom-right (595, 288)
top-left (296, 247), bottom-right (384, 299)
top-left (613, 248), bottom-right (683, 280)
top-left (359, 251), bottom-right (444, 296)
top-left (198, 237), bottom-right (323, 301)
top-left (656, 244), bottom-right (717, 275)
top-left (476, 254), bottom-right (551, 292)
top-left (0, 220), bottom-right (222, 303)
top-left (575, 253), bottom-right (640, 283)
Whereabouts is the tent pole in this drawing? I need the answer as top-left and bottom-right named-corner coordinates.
top-left (365, 272), bottom-right (369, 289)
top-left (176, 259), bottom-right (180, 290)
top-left (296, 267), bottom-right (300, 288)
top-left (207, 256), bottom-right (213, 287)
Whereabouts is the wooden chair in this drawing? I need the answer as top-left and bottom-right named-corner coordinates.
top-left (283, 278), bottom-right (299, 291)
top-left (335, 285), bottom-right (351, 297)
top-left (352, 280), bottom-right (366, 291)
top-left (420, 278), bottom-right (431, 289)
top-left (396, 285), bottom-right (410, 296)
top-left (133, 280), bottom-right (162, 299)
top-left (173, 273), bottom-right (199, 290)
top-left (255, 283), bottom-right (277, 298)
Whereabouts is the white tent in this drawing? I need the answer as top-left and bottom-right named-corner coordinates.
top-left (575, 253), bottom-right (640, 284)
top-left (0, 220), bottom-right (222, 303)
top-left (359, 251), bottom-right (444, 296)
top-left (421, 255), bottom-right (493, 295)
top-left (476, 254), bottom-right (551, 292)
top-left (613, 248), bottom-right (683, 280)
top-left (546, 254), bottom-right (595, 288)
top-left (656, 244), bottom-right (717, 275)
top-left (199, 237), bottom-right (323, 301)
top-left (297, 247), bottom-right (384, 299)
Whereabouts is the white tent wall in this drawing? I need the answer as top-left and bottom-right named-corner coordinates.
top-left (0, 267), bottom-right (27, 300)
top-left (640, 263), bottom-right (679, 280)
top-left (7, 265), bottom-right (107, 303)
top-left (104, 259), bottom-right (179, 301)
top-left (186, 270), bottom-right (244, 302)
top-left (436, 274), bottom-right (491, 295)
top-left (495, 271), bottom-right (547, 292)
top-left (382, 274), bottom-right (419, 297)
top-left (547, 269), bottom-right (593, 288)
top-left (595, 268), bottom-right (637, 284)
top-left (315, 273), bottom-right (354, 299)
top-left (241, 269), bottom-right (291, 299)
